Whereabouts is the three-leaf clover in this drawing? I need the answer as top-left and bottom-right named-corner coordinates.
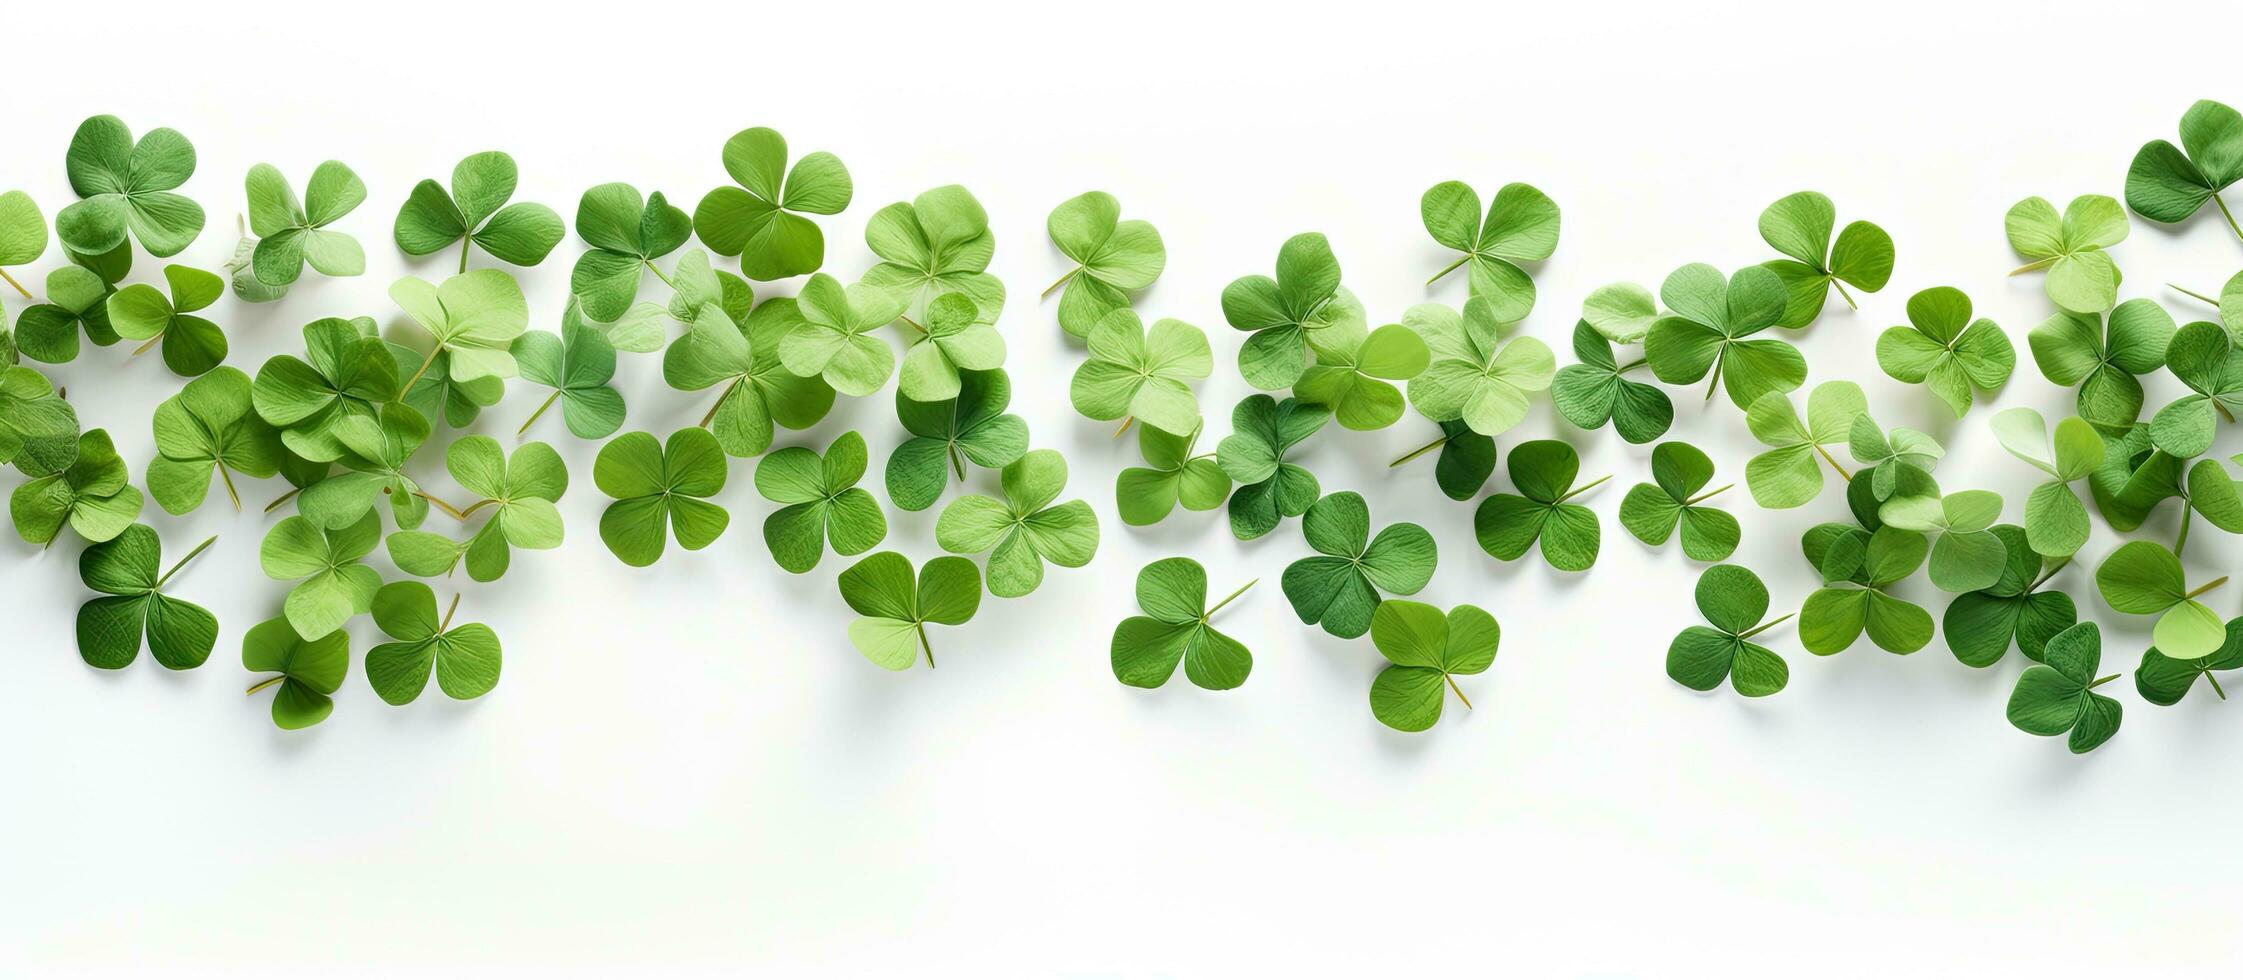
top-left (2125, 99), bottom-right (2243, 240)
top-left (693, 127), bottom-right (851, 281)
top-left (1294, 320), bottom-right (1429, 431)
top-left (900, 292), bottom-right (1006, 402)
top-left (2135, 616), bottom-right (2243, 705)
top-left (1667, 564), bottom-right (1791, 697)
top-left (1643, 263), bottom-right (1799, 408)
top-left (1367, 600), bottom-right (1500, 733)
top-left (244, 160), bottom-right (366, 287)
top-left (108, 264), bottom-right (227, 376)
top-left (1221, 232), bottom-right (1358, 390)
top-left (75, 524), bottom-right (218, 670)
top-left (1619, 441), bottom-right (1738, 561)
top-left (1117, 422), bottom-right (1231, 526)
top-left (755, 430), bottom-right (886, 574)
top-left (1943, 525), bottom-right (2077, 668)
top-left (295, 402), bottom-right (432, 531)
top-left (1552, 319), bottom-right (1671, 443)
top-left (662, 285), bottom-right (835, 457)
top-left (571, 182), bottom-right (693, 319)
top-left (1403, 298), bottom-right (1554, 437)
top-left (1281, 491), bottom-right (1436, 639)
top-left (260, 511), bottom-right (382, 641)
top-left (1045, 191), bottom-right (1164, 339)
top-left (1388, 419), bottom-right (1496, 501)
top-left (1216, 395), bottom-right (1328, 540)
top-left (515, 315), bottom-right (624, 439)
top-left (2095, 540), bottom-right (2227, 659)
top-left (2148, 319), bottom-right (2243, 458)
top-left (1878, 490), bottom-right (2007, 593)
top-left (394, 151), bottom-right (564, 271)
top-left (1991, 408), bottom-right (2105, 557)
top-left (1799, 525), bottom-right (1933, 655)
top-left (365, 582), bottom-right (501, 706)
top-left (0, 188), bottom-right (46, 298)
top-left (1070, 307), bottom-right (1210, 436)
top-left (13, 266), bottom-right (117, 363)
top-left (777, 273), bottom-right (906, 396)
top-left (1876, 286), bottom-right (2014, 416)
top-left (1743, 381), bottom-right (1865, 509)
top-left (1756, 190), bottom-right (1893, 328)
top-left (2006, 195), bottom-right (2127, 313)
top-left (2027, 299), bottom-right (2174, 432)
top-left (148, 365), bottom-right (282, 513)
top-left (390, 269), bottom-right (528, 385)
top-left (252, 316), bottom-right (399, 461)
top-left (887, 368), bottom-right (1027, 512)
top-left (1848, 414), bottom-right (1943, 503)
top-left (12, 428), bottom-right (142, 546)
top-left (2006, 622), bottom-right (2123, 754)
top-left (1420, 180), bottom-right (1559, 321)
top-left (935, 449), bottom-right (1099, 598)
top-left (838, 551), bottom-right (982, 670)
top-left (863, 184), bottom-right (1004, 322)
top-left (594, 427), bottom-right (730, 567)
top-left (446, 436), bottom-right (566, 582)
top-left (56, 115), bottom-right (205, 257)
top-left (1474, 439), bottom-right (1606, 571)
top-left (1111, 557), bottom-right (1253, 691)
top-left (242, 617), bottom-right (349, 731)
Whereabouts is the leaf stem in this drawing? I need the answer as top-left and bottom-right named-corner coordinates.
top-left (1426, 255), bottom-right (1470, 286)
top-left (458, 236), bottom-right (471, 274)
top-left (457, 498), bottom-right (499, 520)
top-left (265, 488), bottom-right (302, 514)
top-left (2184, 575), bottom-right (2228, 600)
top-left (898, 315), bottom-right (927, 335)
top-left (1683, 483), bottom-right (1733, 506)
top-left (402, 345), bottom-right (442, 395)
top-left (2087, 673), bottom-right (2120, 690)
top-left (1614, 358), bottom-right (1648, 373)
top-left (1114, 417), bottom-right (1135, 439)
top-left (699, 382), bottom-right (738, 429)
top-left (519, 389), bottom-right (562, 436)
top-left (1555, 474), bottom-right (1611, 504)
top-left (0, 267), bottom-right (29, 299)
top-left (1041, 267), bottom-right (1078, 299)
top-left (1204, 579), bottom-right (1258, 620)
top-left (1832, 280), bottom-right (1858, 310)
top-left (2009, 257), bottom-right (2058, 276)
top-left (244, 676), bottom-right (285, 696)
top-left (1388, 435), bottom-right (1448, 468)
top-left (2170, 283), bottom-right (2221, 307)
top-left (917, 623), bottom-right (935, 669)
top-left (132, 333), bottom-right (164, 357)
top-left (1739, 611), bottom-right (1795, 639)
top-left (1703, 357), bottom-right (1725, 402)
top-left (2210, 672), bottom-right (2229, 701)
top-left (644, 259), bottom-right (676, 289)
top-left (2215, 193), bottom-right (2243, 244)
top-left (218, 463), bottom-right (242, 512)
top-left (1445, 673), bottom-right (1474, 710)
top-left (2177, 506), bottom-right (2194, 558)
top-left (2028, 556), bottom-right (2071, 593)
top-left (156, 534), bottom-right (220, 588)
top-left (947, 443), bottom-right (966, 481)
top-left (1815, 445), bottom-right (1854, 481)
top-left (416, 491), bottom-right (474, 521)
top-left (439, 592), bottom-right (461, 632)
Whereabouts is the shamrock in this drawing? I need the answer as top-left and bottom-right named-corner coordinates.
top-left (1877, 490), bottom-right (2006, 593)
top-left (242, 617), bottom-right (349, 730)
top-left (1221, 232), bottom-right (1360, 390)
top-left (390, 269), bottom-right (528, 386)
top-left (1799, 526), bottom-right (1933, 655)
top-left (2095, 540), bottom-right (2228, 659)
top-left (0, 189), bottom-right (45, 298)
top-left (755, 430), bottom-right (886, 574)
top-left (1847, 413), bottom-right (1943, 503)
top-left (887, 368), bottom-right (1027, 512)
top-left (363, 582), bottom-right (501, 706)
top-left (1876, 286), bottom-right (2014, 416)
top-left (2006, 195), bottom-right (2127, 313)
top-left (2148, 320), bottom-right (2243, 458)
top-left (2027, 299), bottom-right (2174, 433)
top-left (75, 525), bottom-right (218, 670)
top-left (1943, 525), bottom-right (2077, 668)
top-left (693, 127), bottom-right (851, 281)
top-left (571, 182), bottom-right (693, 319)
top-left (224, 226), bottom-right (288, 304)
top-left (393, 151), bottom-right (564, 271)
top-left (838, 551), bottom-right (981, 670)
top-left (251, 317), bottom-right (397, 461)
top-left (594, 427), bottom-right (731, 567)
top-left (863, 184), bottom-right (1004, 323)
top-left (11, 428), bottom-right (142, 546)
top-left (148, 366), bottom-right (282, 513)
top-left (663, 290), bottom-right (835, 458)
top-left (1474, 439), bottom-right (1606, 571)
top-left (1367, 600), bottom-right (1500, 733)
top-left (1110, 557), bottom-right (1254, 691)
top-left (1403, 298), bottom-right (1553, 437)
top-left (260, 511), bottom-right (382, 640)
top-left (2136, 616), bottom-right (2243, 705)
top-left (1294, 321), bottom-right (1429, 431)
top-left (1756, 190), bottom-right (1894, 328)
top-left (777, 273), bottom-right (906, 396)
top-left (2183, 455), bottom-right (2243, 553)
top-left (2086, 424), bottom-right (2190, 535)
top-left (1070, 307), bottom-right (1209, 436)
top-left (1991, 408), bottom-right (2105, 558)
top-left (446, 436), bottom-right (566, 582)
top-left (13, 266), bottom-right (117, 363)
top-left (1618, 441), bottom-right (1738, 562)
top-left (1743, 381), bottom-right (1865, 509)
top-left (55, 115), bottom-right (205, 257)
top-left (1216, 395), bottom-right (1329, 540)
top-left (1044, 191), bottom-right (1165, 340)
top-left (243, 160), bottom-right (365, 287)
top-left (295, 403), bottom-right (432, 531)
top-left (2005, 622), bottom-right (2123, 754)
top-left (2125, 99), bottom-right (2243, 239)
top-left (108, 264), bottom-right (227, 376)
top-left (1281, 491), bottom-right (1436, 639)
top-left (1666, 564), bottom-right (1791, 697)
top-left (1581, 281), bottom-right (1659, 344)
top-left (1643, 263), bottom-right (1800, 409)
top-left (935, 449), bottom-right (1099, 598)
top-left (900, 291), bottom-right (1006, 402)
top-left (1117, 422), bottom-right (1230, 527)
top-left (1552, 319), bottom-right (1671, 444)
top-left (1387, 419), bottom-right (1496, 501)
top-left (1420, 180), bottom-right (1559, 321)
top-left (515, 315), bottom-right (624, 439)
top-left (0, 364), bottom-right (81, 471)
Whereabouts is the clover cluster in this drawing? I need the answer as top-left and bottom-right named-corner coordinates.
top-left (3, 104), bottom-right (2242, 744)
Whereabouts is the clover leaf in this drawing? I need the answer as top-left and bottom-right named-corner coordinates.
top-left (0, 189), bottom-right (47, 298)
top-left (1991, 408), bottom-right (2105, 557)
top-left (1045, 191), bottom-right (1165, 340)
top-left (224, 226), bottom-right (288, 303)
top-left (693, 127), bottom-right (851, 281)
top-left (148, 365), bottom-right (282, 514)
top-left (56, 115), bottom-right (205, 257)
top-left (1117, 421), bottom-right (1231, 527)
top-left (900, 292), bottom-right (1006, 402)
top-left (1644, 263), bottom-right (1800, 408)
top-left (1552, 319), bottom-right (1671, 443)
top-left (260, 511), bottom-right (382, 640)
top-left (1474, 438), bottom-right (1606, 571)
top-left (594, 427), bottom-right (730, 568)
top-left (2148, 320), bottom-right (2243, 458)
top-left (390, 269), bottom-right (528, 387)
top-left (11, 428), bottom-right (142, 546)
top-left (365, 582), bottom-right (501, 706)
top-left (1222, 232), bottom-right (1360, 390)
top-left (445, 436), bottom-right (566, 582)
top-left (888, 368), bottom-right (1028, 512)
top-left (251, 316), bottom-right (399, 461)
top-left (1878, 490), bottom-right (2006, 593)
top-left (935, 448), bottom-right (1099, 598)
top-left (0, 364), bottom-right (81, 471)
top-left (2136, 615), bottom-right (2243, 706)
top-left (1847, 413), bottom-right (1943, 504)
top-left (755, 430), bottom-right (885, 574)
top-left (244, 160), bottom-right (366, 287)
top-left (1216, 394), bottom-right (1328, 540)
top-left (75, 524), bottom-right (218, 670)
top-left (2006, 195), bottom-right (2128, 313)
top-left (13, 266), bottom-right (117, 363)
top-left (295, 402), bottom-right (432, 531)
top-left (663, 287), bottom-right (835, 458)
top-left (515, 315), bottom-right (624, 440)
top-left (1943, 525), bottom-right (2077, 668)
top-left (1667, 564), bottom-right (1791, 697)
top-left (1294, 320), bottom-right (1428, 432)
top-left (394, 151), bottom-right (564, 271)
top-left (1581, 281), bottom-right (1659, 344)
top-left (242, 616), bottom-right (349, 731)
top-left (2086, 424), bottom-right (2193, 535)
top-left (1388, 419), bottom-right (1496, 501)
top-left (839, 551), bottom-right (982, 670)
top-left (1420, 180), bottom-right (1559, 321)
top-left (1757, 190), bottom-right (1893, 328)
top-left (2028, 298), bottom-right (2174, 432)
top-left (2006, 622), bottom-right (2123, 754)
top-left (1876, 286), bottom-right (2014, 416)
top-left (1071, 307), bottom-right (1209, 436)
top-left (1403, 297), bottom-right (1554, 437)
top-left (1111, 557), bottom-right (1253, 691)
top-left (1367, 600), bottom-right (1500, 733)
top-left (2096, 539), bottom-right (2228, 659)
top-left (1743, 380), bottom-right (1865, 509)
top-left (1799, 525), bottom-right (1933, 655)
top-left (2125, 99), bottom-right (2243, 239)
top-left (571, 182), bottom-right (693, 319)
top-left (1619, 441), bottom-right (1738, 561)
top-left (1281, 491), bottom-right (1436, 638)
top-left (863, 184), bottom-right (1004, 323)
top-left (108, 263), bottom-right (227, 376)
top-left (777, 273), bottom-right (906, 397)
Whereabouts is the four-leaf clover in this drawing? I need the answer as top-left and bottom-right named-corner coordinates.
top-left (56, 115), bottom-right (205, 257)
top-left (1216, 395), bottom-right (1328, 540)
top-left (1404, 298), bottom-right (1555, 437)
top-left (662, 288), bottom-right (836, 457)
top-left (12, 428), bottom-right (143, 546)
top-left (594, 428), bottom-right (730, 567)
top-left (863, 184), bottom-right (1004, 322)
top-left (1644, 263), bottom-right (1799, 408)
top-left (886, 369), bottom-right (1028, 512)
top-left (2006, 194), bottom-right (2128, 313)
top-left (571, 182), bottom-right (693, 319)
top-left (2026, 299), bottom-right (2173, 433)
top-left (1070, 307), bottom-right (1210, 436)
top-left (755, 430), bottom-right (886, 574)
top-left (777, 273), bottom-right (907, 396)
top-left (1799, 525), bottom-right (1933, 655)
top-left (251, 316), bottom-right (399, 461)
top-left (1367, 600), bottom-right (1500, 733)
top-left (1876, 286), bottom-right (2014, 417)
top-left (1294, 321), bottom-right (1429, 431)
top-left (1221, 232), bottom-right (1357, 390)
top-left (1878, 490), bottom-right (2007, 593)
top-left (1667, 564), bottom-right (1791, 697)
top-left (259, 511), bottom-right (382, 641)
top-left (1111, 557), bottom-right (1253, 691)
top-left (900, 292), bottom-right (1006, 402)
top-left (935, 449), bottom-right (1099, 598)
top-left (1943, 525), bottom-right (2077, 668)
top-left (1281, 491), bottom-right (1437, 639)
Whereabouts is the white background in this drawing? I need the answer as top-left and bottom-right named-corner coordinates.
top-left (6, 0), bottom-right (2243, 975)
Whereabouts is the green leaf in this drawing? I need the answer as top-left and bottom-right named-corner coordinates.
top-left (390, 269), bottom-right (528, 382)
top-left (1876, 286), bottom-right (2014, 417)
top-left (1293, 320), bottom-right (1427, 431)
top-left (1368, 600), bottom-right (1500, 732)
top-left (1643, 263), bottom-right (1799, 408)
top-left (1666, 564), bottom-right (1790, 696)
top-left (777, 273), bottom-right (905, 396)
top-left (1991, 408), bottom-right (2104, 558)
top-left (1421, 180), bottom-right (1558, 321)
top-left (515, 314), bottom-right (625, 440)
top-left (11, 427), bottom-right (142, 546)
top-left (1942, 525), bottom-right (2077, 668)
top-left (1551, 319), bottom-right (1670, 444)
top-left (1618, 441), bottom-right (1738, 561)
top-left (394, 151), bottom-right (564, 269)
top-left (2135, 616), bottom-right (2243, 706)
top-left (1111, 557), bottom-right (1254, 691)
top-left (1757, 190), bottom-right (1894, 328)
top-left (75, 524), bottom-right (218, 670)
top-left (1222, 232), bottom-right (1355, 390)
top-left (755, 430), bottom-right (885, 574)
top-left (56, 115), bottom-right (205, 257)
top-left (935, 449), bottom-right (1098, 598)
top-left (888, 368), bottom-right (1028, 513)
top-left (1070, 308), bottom-right (1209, 436)
top-left (443, 436), bottom-right (566, 583)
top-left (2095, 540), bottom-right (2228, 659)
top-left (594, 427), bottom-right (730, 567)
top-left (1215, 395), bottom-right (1328, 540)
top-left (1799, 527), bottom-right (1933, 655)
top-left (148, 365), bottom-right (281, 514)
top-left (694, 127), bottom-right (851, 281)
top-left (1474, 439), bottom-right (1604, 571)
top-left (259, 511), bottom-right (382, 640)
top-left (242, 616), bottom-right (348, 730)
top-left (1116, 421), bottom-right (1230, 527)
top-left (1281, 492), bottom-right (1436, 638)
top-left (245, 160), bottom-right (366, 287)
top-left (2027, 299), bottom-right (2174, 433)
top-left (571, 182), bottom-right (692, 319)
top-left (1878, 490), bottom-right (2006, 593)
top-left (365, 581), bottom-right (502, 705)
top-left (1743, 381), bottom-right (1865, 509)
top-left (0, 365), bottom-right (82, 471)
top-left (1403, 298), bottom-right (1554, 436)
top-left (106, 264), bottom-right (228, 376)
top-left (2006, 622), bottom-right (2123, 753)
top-left (663, 290), bottom-right (836, 457)
top-left (13, 265), bottom-right (119, 362)
top-left (838, 551), bottom-right (981, 670)
top-left (863, 184), bottom-right (1004, 324)
top-left (1046, 191), bottom-right (1165, 340)
top-left (1581, 281), bottom-right (1659, 344)
top-left (0, 189), bottom-right (49, 270)
top-left (2006, 195), bottom-right (2127, 313)
top-left (2125, 99), bottom-right (2243, 233)
top-left (2148, 320), bottom-right (2243, 458)
top-left (899, 292), bottom-right (1007, 402)
top-left (251, 316), bottom-right (399, 461)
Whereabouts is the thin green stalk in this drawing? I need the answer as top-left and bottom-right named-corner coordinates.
top-left (2184, 575), bottom-right (2228, 601)
top-left (2028, 557), bottom-right (2072, 593)
top-left (1555, 474), bottom-right (1611, 504)
top-left (439, 592), bottom-right (462, 632)
top-left (1389, 435), bottom-right (1447, 468)
top-left (401, 345), bottom-right (442, 395)
top-left (156, 534), bottom-right (219, 588)
top-left (2177, 507), bottom-right (2194, 558)
top-left (1204, 579), bottom-right (1258, 620)
top-left (0, 267), bottom-right (29, 299)
top-left (1042, 267), bottom-right (1078, 299)
top-left (2170, 283), bottom-right (2220, 307)
top-left (645, 259), bottom-right (676, 289)
top-left (519, 389), bottom-right (563, 436)
top-left (265, 488), bottom-right (302, 514)
top-left (1815, 446), bottom-right (1854, 481)
top-left (2215, 193), bottom-right (2243, 244)
top-left (1114, 417), bottom-right (1135, 439)
top-left (416, 491), bottom-right (474, 521)
top-left (2210, 672), bottom-right (2229, 701)
top-left (1445, 674), bottom-right (1473, 710)
top-left (1832, 280), bottom-right (1858, 310)
top-left (458, 236), bottom-right (471, 274)
top-left (947, 444), bottom-right (965, 481)
top-left (2009, 257), bottom-right (2059, 276)
top-left (917, 623), bottom-right (935, 669)
top-left (1683, 483), bottom-right (1733, 506)
top-left (245, 676), bottom-right (285, 696)
top-left (1739, 612), bottom-right (1795, 640)
top-left (2087, 673), bottom-right (2120, 690)
top-left (1426, 255), bottom-right (1470, 285)
top-left (1614, 358), bottom-right (1648, 373)
top-left (218, 464), bottom-right (242, 512)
